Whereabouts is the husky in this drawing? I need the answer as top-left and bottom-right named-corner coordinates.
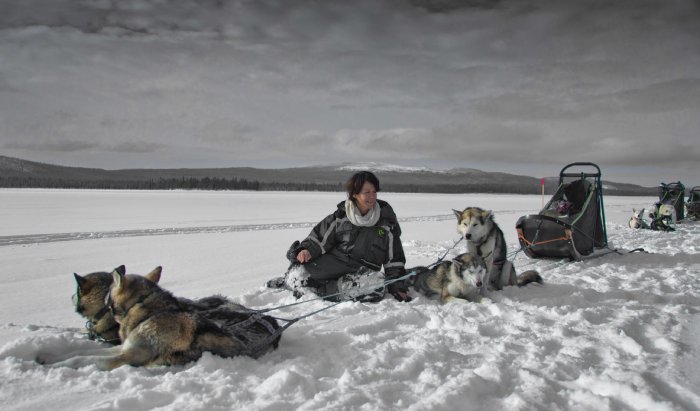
top-left (72, 265), bottom-right (243, 345)
top-left (42, 267), bottom-right (281, 370)
top-left (411, 253), bottom-right (489, 303)
top-left (656, 203), bottom-right (677, 225)
top-left (628, 208), bottom-right (650, 229)
top-left (646, 203), bottom-right (677, 232)
top-left (454, 207), bottom-right (543, 290)
top-left (72, 265), bottom-right (127, 344)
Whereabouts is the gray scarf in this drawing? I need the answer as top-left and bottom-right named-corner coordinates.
top-left (345, 199), bottom-right (380, 227)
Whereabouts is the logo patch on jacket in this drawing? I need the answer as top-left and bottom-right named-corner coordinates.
top-left (377, 228), bottom-right (385, 237)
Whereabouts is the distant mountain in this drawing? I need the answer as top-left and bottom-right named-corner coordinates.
top-left (0, 155), bottom-right (657, 195)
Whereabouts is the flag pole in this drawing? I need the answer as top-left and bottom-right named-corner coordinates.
top-left (541, 178), bottom-right (545, 208)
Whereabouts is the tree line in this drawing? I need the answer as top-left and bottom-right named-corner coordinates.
top-left (0, 176), bottom-right (343, 192)
top-left (0, 175), bottom-right (655, 195)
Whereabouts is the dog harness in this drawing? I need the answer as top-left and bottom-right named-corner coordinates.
top-left (84, 305), bottom-right (120, 344)
top-left (471, 223), bottom-right (509, 289)
top-left (471, 223), bottom-right (506, 267)
top-left (220, 312), bottom-right (284, 358)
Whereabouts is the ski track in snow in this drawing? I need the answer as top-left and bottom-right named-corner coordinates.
top-left (0, 214), bottom-right (472, 247)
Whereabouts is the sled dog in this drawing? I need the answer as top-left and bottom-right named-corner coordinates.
top-left (628, 208), bottom-right (650, 229)
top-left (656, 204), bottom-right (678, 225)
top-left (42, 267), bottom-right (281, 370)
top-left (72, 265), bottom-right (127, 344)
top-left (72, 265), bottom-right (245, 345)
top-left (454, 207), bottom-right (543, 290)
top-left (648, 203), bottom-right (677, 232)
top-left (411, 253), bottom-right (488, 303)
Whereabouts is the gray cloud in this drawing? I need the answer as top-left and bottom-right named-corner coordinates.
top-left (109, 141), bottom-right (164, 154)
top-left (3, 139), bottom-right (99, 152)
top-left (595, 78), bottom-right (700, 114)
top-left (197, 120), bottom-right (259, 146)
top-left (0, 0), bottom-right (698, 185)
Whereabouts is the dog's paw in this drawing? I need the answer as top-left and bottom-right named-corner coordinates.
top-left (441, 296), bottom-right (469, 304)
top-left (38, 357), bottom-right (83, 369)
top-left (35, 353), bottom-right (52, 365)
top-left (36, 351), bottom-right (68, 365)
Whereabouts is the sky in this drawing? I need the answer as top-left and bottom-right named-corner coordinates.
top-left (0, 0), bottom-right (698, 186)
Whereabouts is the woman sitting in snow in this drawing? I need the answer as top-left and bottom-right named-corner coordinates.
top-left (267, 171), bottom-right (411, 302)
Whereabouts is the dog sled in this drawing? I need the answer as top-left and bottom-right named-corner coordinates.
top-left (656, 181), bottom-right (685, 222)
top-left (516, 162), bottom-right (608, 261)
top-left (687, 186), bottom-right (700, 221)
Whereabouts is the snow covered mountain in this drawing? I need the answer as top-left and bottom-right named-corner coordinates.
top-left (0, 155), bottom-right (656, 195)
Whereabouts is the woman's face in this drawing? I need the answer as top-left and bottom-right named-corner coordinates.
top-left (353, 181), bottom-right (377, 215)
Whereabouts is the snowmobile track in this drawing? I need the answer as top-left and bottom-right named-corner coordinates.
top-left (0, 215), bottom-right (455, 246)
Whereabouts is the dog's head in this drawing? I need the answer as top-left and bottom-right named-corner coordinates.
top-left (72, 265), bottom-right (125, 319)
top-left (107, 266), bottom-right (162, 323)
top-left (453, 207), bottom-right (494, 244)
top-left (658, 204), bottom-right (675, 217)
top-left (451, 252), bottom-right (487, 289)
top-left (629, 208), bottom-right (644, 228)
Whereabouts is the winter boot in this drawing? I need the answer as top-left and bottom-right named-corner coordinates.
top-left (335, 266), bottom-right (386, 303)
top-left (266, 261), bottom-right (303, 290)
top-left (267, 240), bottom-right (304, 289)
top-left (266, 276), bottom-right (287, 289)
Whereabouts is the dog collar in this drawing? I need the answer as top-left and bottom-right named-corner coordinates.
top-left (106, 292), bottom-right (149, 319)
top-left (85, 320), bottom-right (120, 344)
top-left (92, 305), bottom-right (111, 322)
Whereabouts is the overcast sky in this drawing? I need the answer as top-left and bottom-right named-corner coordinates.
top-left (1, 0), bottom-right (698, 186)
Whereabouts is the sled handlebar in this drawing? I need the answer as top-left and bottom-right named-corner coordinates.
top-left (559, 162), bottom-right (601, 180)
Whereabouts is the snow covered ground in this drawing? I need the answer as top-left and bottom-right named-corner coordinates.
top-left (0, 189), bottom-right (699, 410)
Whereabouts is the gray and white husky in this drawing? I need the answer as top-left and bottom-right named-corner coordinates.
top-left (411, 253), bottom-right (489, 303)
top-left (628, 208), bottom-right (650, 229)
top-left (454, 207), bottom-right (543, 291)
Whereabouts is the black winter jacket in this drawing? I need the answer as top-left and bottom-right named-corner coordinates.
top-left (299, 200), bottom-right (406, 280)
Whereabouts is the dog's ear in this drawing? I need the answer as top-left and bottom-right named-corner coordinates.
top-left (73, 273), bottom-right (87, 289)
top-left (453, 209), bottom-right (463, 221)
top-left (640, 208), bottom-right (645, 214)
top-left (145, 266), bottom-right (162, 284)
top-left (114, 265), bottom-right (126, 276)
top-left (111, 269), bottom-right (125, 291)
top-left (483, 210), bottom-right (494, 221)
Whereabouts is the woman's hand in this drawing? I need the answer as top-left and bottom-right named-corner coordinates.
top-left (296, 249), bottom-right (312, 263)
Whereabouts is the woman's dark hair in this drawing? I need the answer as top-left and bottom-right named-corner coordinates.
top-left (346, 171), bottom-right (381, 203)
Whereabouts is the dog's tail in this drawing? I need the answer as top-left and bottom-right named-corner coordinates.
top-left (516, 270), bottom-right (543, 287)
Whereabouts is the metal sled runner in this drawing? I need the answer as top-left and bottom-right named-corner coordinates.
top-left (516, 162), bottom-right (608, 261)
top-left (687, 186), bottom-right (700, 221)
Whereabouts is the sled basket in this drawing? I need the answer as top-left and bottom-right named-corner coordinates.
top-left (658, 181), bottom-right (686, 221)
top-left (516, 162), bottom-right (608, 261)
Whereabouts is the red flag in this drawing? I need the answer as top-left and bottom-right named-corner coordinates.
top-left (541, 178), bottom-right (545, 186)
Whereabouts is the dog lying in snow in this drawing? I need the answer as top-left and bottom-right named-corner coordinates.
top-left (72, 265), bottom-right (250, 345)
top-left (411, 253), bottom-right (488, 303)
top-left (628, 208), bottom-right (650, 229)
top-left (411, 252), bottom-right (542, 303)
top-left (40, 266), bottom-right (281, 370)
